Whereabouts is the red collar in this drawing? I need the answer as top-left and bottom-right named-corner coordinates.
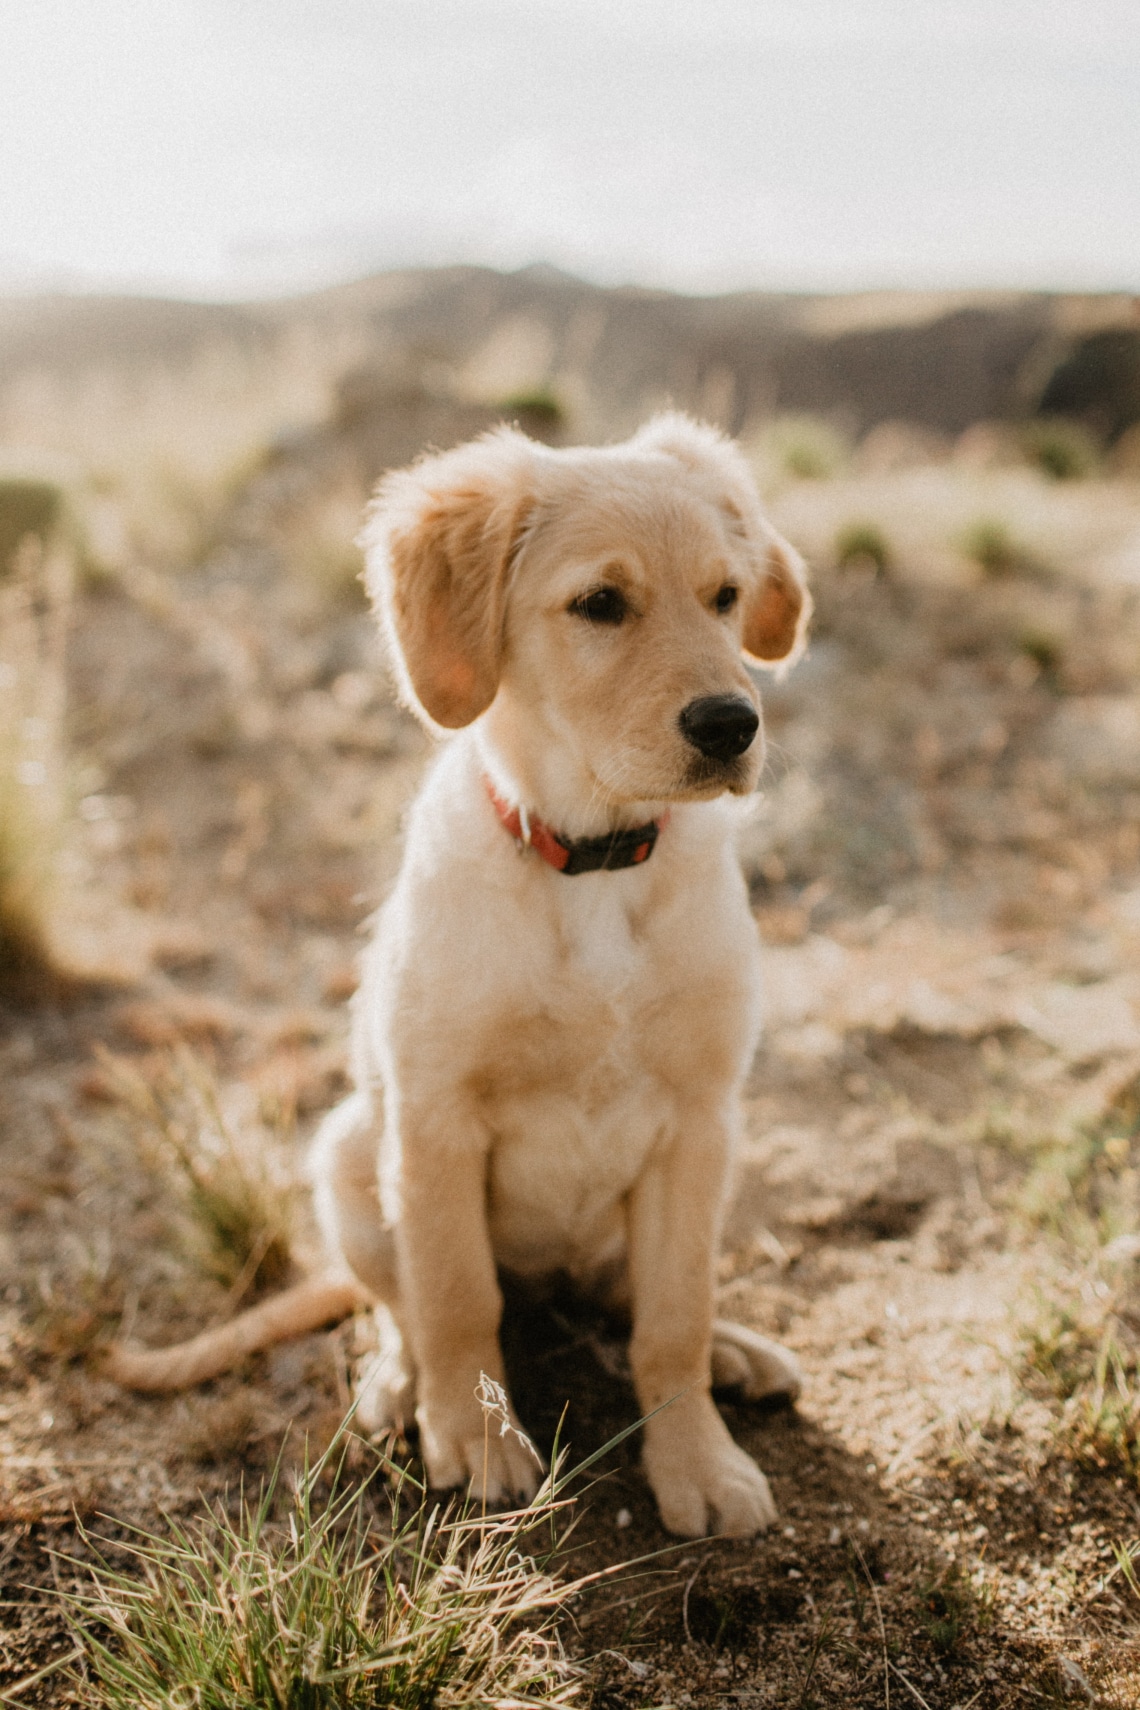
top-left (484, 778), bottom-right (665, 875)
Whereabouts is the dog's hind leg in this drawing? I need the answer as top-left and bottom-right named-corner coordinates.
top-left (310, 1091), bottom-right (418, 1433)
top-left (355, 1304), bottom-right (417, 1434)
top-left (711, 1320), bottom-right (802, 1404)
top-left (310, 1090), bottom-right (398, 1298)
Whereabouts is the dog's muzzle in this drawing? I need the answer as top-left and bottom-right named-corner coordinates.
top-left (678, 695), bottom-right (759, 762)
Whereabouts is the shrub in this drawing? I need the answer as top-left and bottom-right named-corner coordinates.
top-left (498, 388), bottom-right (565, 432)
top-left (1022, 417), bottom-right (1099, 481)
top-left (1018, 629), bottom-right (1064, 684)
top-left (0, 477), bottom-right (65, 574)
top-left (1038, 328), bottom-right (1140, 443)
top-left (834, 521), bottom-right (891, 577)
top-left (765, 415), bottom-right (850, 481)
top-left (961, 517), bottom-right (1019, 579)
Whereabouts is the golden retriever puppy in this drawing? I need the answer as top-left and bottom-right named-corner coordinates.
top-left (314, 413), bottom-right (810, 1537)
top-left (108, 413), bottom-right (809, 1538)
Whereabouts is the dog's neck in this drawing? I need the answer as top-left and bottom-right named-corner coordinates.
top-left (483, 775), bottom-right (665, 875)
top-left (474, 715), bottom-right (668, 845)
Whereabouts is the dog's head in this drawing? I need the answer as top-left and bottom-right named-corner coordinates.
top-left (361, 413), bottom-right (810, 815)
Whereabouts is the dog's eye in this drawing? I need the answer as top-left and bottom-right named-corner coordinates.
top-left (572, 586), bottom-right (627, 625)
top-left (714, 584), bottom-right (739, 615)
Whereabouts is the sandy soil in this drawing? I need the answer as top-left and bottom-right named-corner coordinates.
top-left (3, 449), bottom-right (1140, 1707)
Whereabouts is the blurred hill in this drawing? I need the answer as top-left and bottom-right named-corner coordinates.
top-left (2, 267), bottom-right (1138, 456)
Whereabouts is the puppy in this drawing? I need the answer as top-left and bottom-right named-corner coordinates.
top-left (315, 413), bottom-right (809, 1537)
top-left (110, 413), bottom-right (810, 1538)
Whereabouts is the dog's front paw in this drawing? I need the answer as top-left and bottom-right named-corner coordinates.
top-left (643, 1393), bottom-right (778, 1538)
top-left (418, 1391), bottom-right (542, 1505)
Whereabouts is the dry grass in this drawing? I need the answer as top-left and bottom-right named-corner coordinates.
top-left (1025, 1294), bottom-right (1140, 1483)
top-left (754, 413), bottom-right (852, 483)
top-left (60, 1417), bottom-right (623, 1710)
top-left (765, 459), bottom-right (1140, 591)
top-left (0, 329), bottom-right (360, 574)
top-left (96, 1046), bottom-right (298, 1302)
top-left (275, 473), bottom-right (369, 604)
top-left (1015, 1073), bottom-right (1140, 1485)
top-left (34, 1234), bottom-right (127, 1364)
top-left (0, 485), bottom-right (72, 984)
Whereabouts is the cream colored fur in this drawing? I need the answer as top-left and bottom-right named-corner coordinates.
top-left (108, 414), bottom-right (811, 1539)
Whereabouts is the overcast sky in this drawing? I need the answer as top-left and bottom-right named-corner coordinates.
top-left (4, 0), bottom-right (1139, 300)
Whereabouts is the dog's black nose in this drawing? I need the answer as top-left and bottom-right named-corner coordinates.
top-left (678, 694), bottom-right (759, 761)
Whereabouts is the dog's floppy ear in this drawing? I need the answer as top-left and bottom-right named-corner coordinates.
top-left (360, 430), bottom-right (536, 729)
top-left (740, 530), bottom-right (810, 667)
top-left (633, 411), bottom-right (811, 668)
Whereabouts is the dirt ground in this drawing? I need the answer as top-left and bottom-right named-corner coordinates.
top-left (3, 423), bottom-right (1140, 1707)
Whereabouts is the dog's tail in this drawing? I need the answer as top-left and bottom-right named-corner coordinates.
top-left (103, 1276), bottom-right (369, 1393)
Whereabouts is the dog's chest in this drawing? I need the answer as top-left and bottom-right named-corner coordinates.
top-left (483, 876), bottom-right (659, 1094)
top-left (478, 878), bottom-right (682, 1272)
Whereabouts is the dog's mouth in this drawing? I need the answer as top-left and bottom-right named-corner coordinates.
top-left (679, 752), bottom-right (755, 797)
top-left (579, 724), bottom-right (762, 809)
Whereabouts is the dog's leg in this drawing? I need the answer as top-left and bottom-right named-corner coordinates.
top-left (627, 1110), bottom-right (778, 1538)
top-left (355, 1304), bottom-right (417, 1433)
top-left (397, 1106), bottom-right (541, 1504)
top-left (711, 1320), bottom-right (803, 1403)
top-left (311, 1091), bottom-right (421, 1431)
top-left (311, 1091), bottom-right (398, 1299)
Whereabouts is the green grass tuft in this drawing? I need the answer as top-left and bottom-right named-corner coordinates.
top-left (917, 1562), bottom-right (993, 1655)
top-left (835, 520), bottom-right (891, 576)
top-left (961, 517), bottom-right (1021, 579)
top-left (1016, 1074), bottom-right (1140, 1484)
top-left (1026, 1303), bottom-right (1140, 1482)
top-left (98, 1047), bottom-right (297, 1301)
top-left (0, 477), bottom-right (66, 576)
top-left (766, 415), bottom-right (850, 481)
top-left (1017, 628), bottom-right (1064, 685)
top-left (1022, 417), bottom-right (1099, 482)
top-left (498, 388), bottom-right (565, 430)
top-left (63, 1428), bottom-right (598, 1709)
